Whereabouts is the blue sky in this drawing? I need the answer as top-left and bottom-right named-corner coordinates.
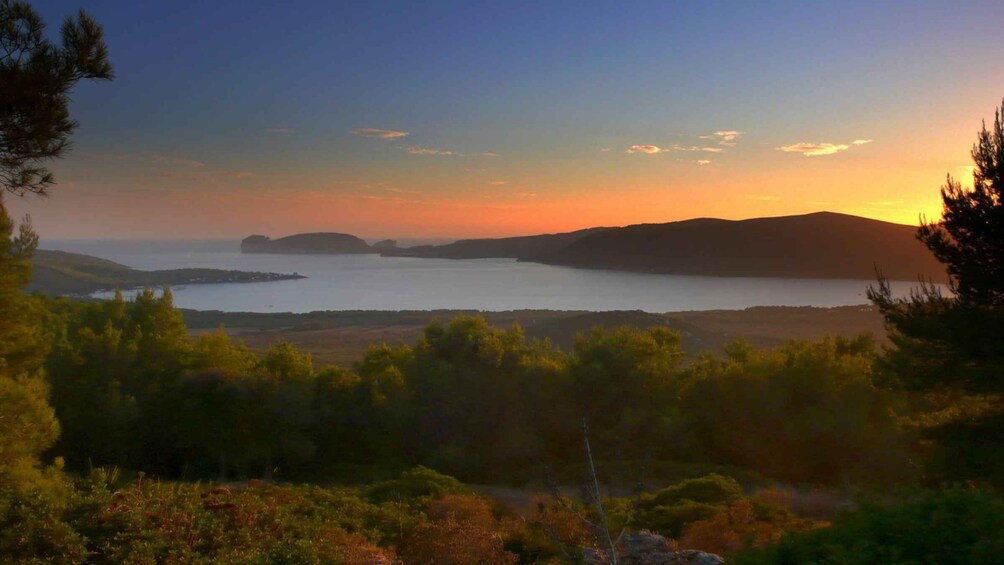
top-left (13, 0), bottom-right (1004, 238)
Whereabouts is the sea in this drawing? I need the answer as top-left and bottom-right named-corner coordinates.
top-left (42, 239), bottom-right (933, 313)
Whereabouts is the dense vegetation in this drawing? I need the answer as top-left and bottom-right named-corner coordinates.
top-left (33, 294), bottom-right (915, 487)
top-left (0, 287), bottom-right (994, 562)
top-left (2, 2), bottom-right (1003, 562)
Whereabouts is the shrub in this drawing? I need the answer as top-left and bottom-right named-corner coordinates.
top-left (733, 487), bottom-right (1004, 565)
top-left (362, 466), bottom-right (469, 507)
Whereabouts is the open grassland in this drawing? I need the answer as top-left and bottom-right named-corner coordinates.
top-left (184, 305), bottom-right (887, 367)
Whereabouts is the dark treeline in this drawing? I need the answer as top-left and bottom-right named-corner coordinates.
top-left (39, 290), bottom-right (933, 487)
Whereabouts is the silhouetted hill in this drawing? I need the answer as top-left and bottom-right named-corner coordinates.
top-left (242, 233), bottom-right (375, 254)
top-left (381, 227), bottom-right (612, 259)
top-left (533, 212), bottom-right (947, 281)
top-left (29, 250), bottom-right (305, 295)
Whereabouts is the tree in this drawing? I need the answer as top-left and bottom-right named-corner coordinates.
top-left (1, 0), bottom-right (113, 197)
top-left (917, 101), bottom-right (1004, 306)
top-left (0, 4), bottom-right (111, 555)
top-left (0, 0), bottom-right (110, 493)
top-left (868, 99), bottom-right (1004, 487)
top-left (869, 100), bottom-right (1004, 394)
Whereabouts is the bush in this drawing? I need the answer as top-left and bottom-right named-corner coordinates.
top-left (644, 473), bottom-right (744, 508)
top-left (362, 466), bottom-right (469, 507)
top-left (401, 494), bottom-right (520, 565)
top-left (733, 487), bottom-right (1004, 565)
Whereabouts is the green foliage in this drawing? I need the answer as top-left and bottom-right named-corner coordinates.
top-left (733, 487), bottom-right (1004, 565)
top-left (40, 297), bottom-right (917, 487)
top-left (637, 500), bottom-right (721, 539)
top-left (681, 336), bottom-right (910, 483)
top-left (613, 474), bottom-right (745, 539)
top-left (0, 462), bottom-right (86, 563)
top-left (644, 473), bottom-right (744, 508)
top-left (363, 466), bottom-right (469, 507)
top-left (68, 477), bottom-right (402, 564)
top-left (867, 101), bottom-right (1004, 486)
top-left (569, 326), bottom-right (690, 460)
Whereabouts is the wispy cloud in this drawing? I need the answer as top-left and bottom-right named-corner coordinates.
top-left (777, 142), bottom-right (851, 156)
top-left (265, 127), bottom-right (296, 135)
top-left (407, 146), bottom-right (458, 156)
top-left (350, 127), bottom-right (409, 140)
top-left (627, 144), bottom-right (664, 154)
top-left (697, 159), bottom-right (712, 165)
top-left (405, 147), bottom-right (497, 157)
top-left (745, 194), bottom-right (783, 201)
top-left (490, 180), bottom-right (509, 186)
top-left (778, 138), bottom-right (874, 157)
top-left (695, 146), bottom-right (723, 153)
top-left (702, 130), bottom-right (743, 145)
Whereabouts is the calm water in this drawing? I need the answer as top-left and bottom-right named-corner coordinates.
top-left (43, 239), bottom-right (929, 313)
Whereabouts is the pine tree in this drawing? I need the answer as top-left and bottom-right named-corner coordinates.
top-left (869, 99), bottom-right (1004, 394)
top-left (0, 0), bottom-right (111, 497)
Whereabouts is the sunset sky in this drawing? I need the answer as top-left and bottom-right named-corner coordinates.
top-left (10, 0), bottom-right (1004, 240)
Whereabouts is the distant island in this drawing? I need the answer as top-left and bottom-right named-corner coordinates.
top-left (242, 212), bottom-right (949, 281)
top-left (28, 250), bottom-right (306, 295)
top-left (242, 233), bottom-right (376, 254)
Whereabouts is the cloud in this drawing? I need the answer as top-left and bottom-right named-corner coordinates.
top-left (405, 147), bottom-right (498, 157)
top-left (745, 194), bottom-right (783, 201)
top-left (627, 144), bottom-right (664, 154)
top-left (695, 146), bottom-right (723, 153)
top-left (697, 160), bottom-right (712, 165)
top-left (490, 180), bottom-right (509, 186)
top-left (407, 146), bottom-right (458, 156)
top-left (778, 138), bottom-right (874, 157)
top-left (265, 127), bottom-right (296, 135)
top-left (777, 142), bottom-right (851, 156)
top-left (350, 127), bottom-right (409, 140)
top-left (152, 155), bottom-right (206, 168)
top-left (712, 130), bottom-right (743, 145)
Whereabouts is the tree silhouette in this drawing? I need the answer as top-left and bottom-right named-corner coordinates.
top-left (869, 99), bottom-right (1004, 486)
top-left (917, 100), bottom-right (1004, 306)
top-left (869, 99), bottom-right (1004, 394)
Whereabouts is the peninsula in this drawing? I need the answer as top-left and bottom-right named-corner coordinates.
top-left (28, 250), bottom-right (306, 296)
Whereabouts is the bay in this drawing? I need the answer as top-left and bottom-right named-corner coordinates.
top-left (43, 239), bottom-right (932, 313)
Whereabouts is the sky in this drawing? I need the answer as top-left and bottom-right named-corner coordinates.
top-left (8, 0), bottom-right (1004, 240)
